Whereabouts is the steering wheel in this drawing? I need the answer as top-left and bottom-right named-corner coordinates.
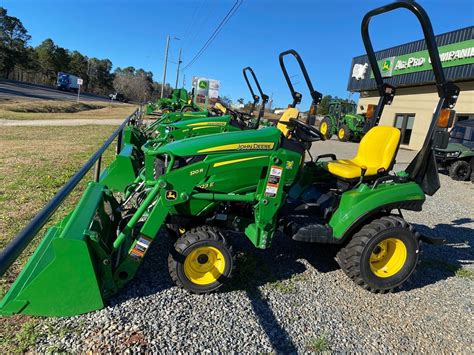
top-left (288, 118), bottom-right (325, 142)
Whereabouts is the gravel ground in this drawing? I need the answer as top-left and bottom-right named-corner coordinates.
top-left (23, 141), bottom-right (474, 352)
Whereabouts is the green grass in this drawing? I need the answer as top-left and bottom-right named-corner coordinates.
top-left (421, 259), bottom-right (474, 280)
top-left (266, 273), bottom-right (307, 294)
top-left (0, 125), bottom-right (117, 352)
top-left (455, 268), bottom-right (474, 280)
top-left (306, 335), bottom-right (329, 352)
top-left (0, 320), bottom-right (41, 353)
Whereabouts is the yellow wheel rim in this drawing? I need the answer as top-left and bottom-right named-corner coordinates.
top-left (370, 238), bottom-right (407, 278)
top-left (184, 246), bottom-right (226, 285)
top-left (338, 128), bottom-right (345, 139)
top-left (320, 122), bottom-right (327, 135)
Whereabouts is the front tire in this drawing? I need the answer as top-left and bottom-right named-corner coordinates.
top-left (168, 226), bottom-right (235, 293)
top-left (337, 216), bottom-right (419, 292)
top-left (337, 125), bottom-right (352, 142)
top-left (181, 105), bottom-right (196, 113)
top-left (319, 117), bottom-right (333, 139)
top-left (448, 160), bottom-right (471, 181)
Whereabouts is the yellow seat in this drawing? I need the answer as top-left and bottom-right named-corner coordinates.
top-left (325, 126), bottom-right (401, 180)
top-left (276, 107), bottom-right (300, 136)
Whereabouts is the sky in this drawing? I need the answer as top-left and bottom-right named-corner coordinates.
top-left (2, 0), bottom-right (473, 108)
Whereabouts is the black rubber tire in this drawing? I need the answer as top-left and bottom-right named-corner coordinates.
top-left (319, 117), bottom-right (333, 140)
top-left (448, 160), bottom-right (472, 181)
top-left (181, 105), bottom-right (195, 113)
top-left (337, 125), bottom-right (352, 142)
top-left (336, 216), bottom-right (420, 293)
top-left (168, 226), bottom-right (235, 294)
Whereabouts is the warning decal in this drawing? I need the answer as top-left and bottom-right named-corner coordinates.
top-left (265, 166), bottom-right (283, 197)
top-left (129, 236), bottom-right (152, 261)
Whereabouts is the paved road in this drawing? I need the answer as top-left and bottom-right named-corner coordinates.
top-left (0, 79), bottom-right (110, 102)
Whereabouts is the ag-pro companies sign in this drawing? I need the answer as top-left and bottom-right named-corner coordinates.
top-left (370, 39), bottom-right (474, 78)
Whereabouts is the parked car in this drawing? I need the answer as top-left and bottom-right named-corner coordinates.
top-left (109, 92), bottom-right (127, 103)
top-left (435, 119), bottom-right (474, 181)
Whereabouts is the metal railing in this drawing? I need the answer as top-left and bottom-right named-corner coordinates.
top-left (0, 107), bottom-right (143, 276)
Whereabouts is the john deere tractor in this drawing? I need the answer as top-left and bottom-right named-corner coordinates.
top-left (0, 1), bottom-right (458, 318)
top-left (319, 100), bottom-right (375, 142)
top-left (146, 88), bottom-right (198, 115)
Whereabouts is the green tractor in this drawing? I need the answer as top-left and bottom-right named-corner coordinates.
top-left (101, 66), bottom-right (273, 195)
top-left (146, 88), bottom-right (198, 115)
top-left (319, 100), bottom-right (375, 142)
top-left (102, 56), bottom-right (312, 196)
top-left (0, 1), bottom-right (459, 318)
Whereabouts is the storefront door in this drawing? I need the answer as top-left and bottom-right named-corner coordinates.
top-left (394, 114), bottom-right (415, 145)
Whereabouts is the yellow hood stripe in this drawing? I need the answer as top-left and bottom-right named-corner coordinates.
top-left (188, 121), bottom-right (227, 127)
top-left (213, 156), bottom-right (267, 167)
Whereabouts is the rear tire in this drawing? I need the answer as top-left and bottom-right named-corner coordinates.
top-left (168, 226), bottom-right (235, 293)
top-left (448, 160), bottom-right (471, 181)
top-left (319, 117), bottom-right (333, 139)
top-left (336, 216), bottom-right (419, 292)
top-left (337, 125), bottom-right (352, 142)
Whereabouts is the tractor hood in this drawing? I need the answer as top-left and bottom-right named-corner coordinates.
top-left (170, 115), bottom-right (232, 130)
top-left (156, 127), bottom-right (282, 157)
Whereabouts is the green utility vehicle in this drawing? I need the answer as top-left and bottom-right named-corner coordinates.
top-left (435, 119), bottom-right (474, 181)
top-left (319, 100), bottom-right (375, 142)
top-left (0, 1), bottom-right (458, 318)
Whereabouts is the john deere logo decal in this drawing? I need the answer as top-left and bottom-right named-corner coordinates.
top-left (166, 190), bottom-right (177, 200)
top-left (198, 81), bottom-right (208, 89)
top-left (378, 56), bottom-right (395, 78)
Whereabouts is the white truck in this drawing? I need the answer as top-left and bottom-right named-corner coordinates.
top-left (56, 72), bottom-right (81, 92)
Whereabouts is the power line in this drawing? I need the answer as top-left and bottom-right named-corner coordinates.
top-left (182, 0), bottom-right (242, 71)
top-left (181, 0), bottom-right (205, 49)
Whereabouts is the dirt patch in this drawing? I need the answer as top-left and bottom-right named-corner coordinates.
top-left (0, 99), bottom-right (136, 120)
top-left (6, 101), bottom-right (105, 113)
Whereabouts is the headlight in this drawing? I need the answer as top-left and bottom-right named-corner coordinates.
top-left (446, 151), bottom-right (460, 158)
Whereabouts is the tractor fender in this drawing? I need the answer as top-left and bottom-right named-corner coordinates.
top-left (329, 182), bottom-right (425, 241)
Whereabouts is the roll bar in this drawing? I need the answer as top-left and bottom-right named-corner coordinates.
top-left (279, 49), bottom-right (322, 111)
top-left (362, 0), bottom-right (460, 194)
top-left (243, 67), bottom-right (269, 128)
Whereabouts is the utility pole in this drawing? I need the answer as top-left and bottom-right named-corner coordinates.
top-left (160, 35), bottom-right (170, 98)
top-left (161, 35), bottom-right (180, 98)
top-left (175, 48), bottom-right (182, 89)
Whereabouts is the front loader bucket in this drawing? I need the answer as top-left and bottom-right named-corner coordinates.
top-left (0, 182), bottom-right (121, 317)
top-left (100, 143), bottom-right (142, 193)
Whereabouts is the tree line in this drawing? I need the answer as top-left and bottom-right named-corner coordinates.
top-left (0, 7), bottom-right (172, 101)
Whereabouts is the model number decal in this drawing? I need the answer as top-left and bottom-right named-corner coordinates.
top-left (190, 168), bottom-right (204, 176)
